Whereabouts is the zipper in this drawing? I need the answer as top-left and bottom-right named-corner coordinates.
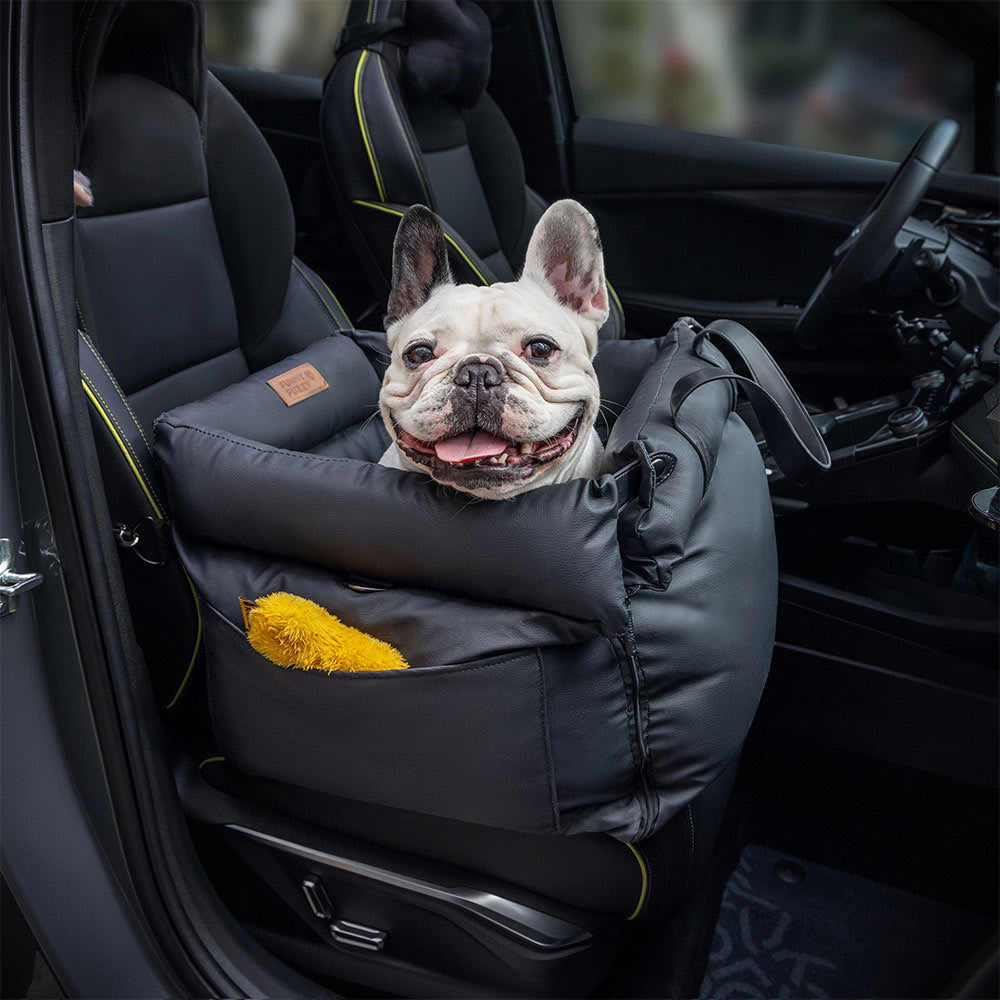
top-left (622, 607), bottom-right (657, 841)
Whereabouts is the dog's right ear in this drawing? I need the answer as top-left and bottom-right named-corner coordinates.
top-left (386, 205), bottom-right (452, 327)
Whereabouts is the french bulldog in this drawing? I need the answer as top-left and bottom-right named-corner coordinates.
top-left (379, 199), bottom-right (609, 499)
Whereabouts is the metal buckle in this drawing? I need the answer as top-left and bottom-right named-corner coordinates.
top-left (115, 517), bottom-right (169, 566)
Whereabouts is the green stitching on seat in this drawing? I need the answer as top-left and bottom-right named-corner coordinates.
top-left (293, 260), bottom-right (351, 330)
top-left (80, 371), bottom-right (202, 711)
top-left (354, 50), bottom-right (387, 201)
top-left (315, 274), bottom-right (352, 328)
top-left (81, 372), bottom-right (164, 513)
top-left (80, 332), bottom-right (156, 459)
top-left (375, 53), bottom-right (432, 205)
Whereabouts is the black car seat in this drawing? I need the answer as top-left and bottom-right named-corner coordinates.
top-left (71, 2), bottom-right (737, 993)
top-left (72, 0), bottom-right (354, 708)
top-left (321, 0), bottom-right (627, 340)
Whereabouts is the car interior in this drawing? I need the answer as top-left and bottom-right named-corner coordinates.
top-left (2, 0), bottom-right (998, 997)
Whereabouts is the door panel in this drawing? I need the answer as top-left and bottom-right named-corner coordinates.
top-left (573, 116), bottom-right (998, 320)
top-left (569, 115), bottom-right (999, 403)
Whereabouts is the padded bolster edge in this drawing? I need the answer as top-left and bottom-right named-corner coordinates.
top-left (155, 334), bottom-right (382, 454)
top-left (154, 417), bottom-right (630, 630)
top-left (603, 323), bottom-right (732, 487)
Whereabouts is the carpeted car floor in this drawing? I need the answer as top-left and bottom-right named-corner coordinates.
top-left (699, 844), bottom-right (993, 1000)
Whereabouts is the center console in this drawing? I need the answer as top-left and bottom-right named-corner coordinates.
top-left (748, 345), bottom-right (998, 788)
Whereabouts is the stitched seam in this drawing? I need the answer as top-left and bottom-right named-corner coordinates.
top-left (535, 648), bottom-right (560, 833)
top-left (632, 638), bottom-right (659, 833)
top-left (375, 54), bottom-right (432, 205)
top-left (291, 260), bottom-right (341, 331)
top-left (76, 300), bottom-right (89, 336)
top-left (199, 754), bottom-right (225, 769)
top-left (79, 332), bottom-right (155, 459)
top-left (311, 270), bottom-right (353, 328)
top-left (74, 1), bottom-right (98, 143)
top-left (82, 372), bottom-right (165, 511)
top-left (355, 52), bottom-right (387, 201)
top-left (683, 803), bottom-right (696, 896)
top-left (608, 635), bottom-right (641, 776)
top-left (81, 368), bottom-right (203, 706)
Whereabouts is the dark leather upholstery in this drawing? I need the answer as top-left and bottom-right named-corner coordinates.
top-left (71, 0), bottom-right (730, 932)
top-left (321, 0), bottom-right (625, 338)
top-left (72, 1), bottom-right (352, 706)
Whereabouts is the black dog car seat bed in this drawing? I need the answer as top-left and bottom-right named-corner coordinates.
top-left (155, 318), bottom-right (827, 842)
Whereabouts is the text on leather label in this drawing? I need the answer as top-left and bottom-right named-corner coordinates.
top-left (266, 363), bottom-right (329, 405)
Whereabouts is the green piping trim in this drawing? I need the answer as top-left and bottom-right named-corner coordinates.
top-left (625, 843), bottom-right (649, 921)
top-left (353, 51), bottom-right (386, 202)
top-left (198, 754), bottom-right (225, 770)
top-left (606, 279), bottom-right (625, 322)
top-left (315, 275), bottom-right (352, 329)
top-left (352, 200), bottom-right (490, 285)
top-left (952, 422), bottom-right (997, 468)
top-left (80, 332), bottom-right (155, 459)
top-left (293, 259), bottom-right (351, 329)
top-left (81, 377), bottom-right (164, 518)
top-left (374, 52), bottom-right (432, 205)
top-left (165, 565), bottom-right (204, 710)
top-left (80, 376), bottom-right (202, 709)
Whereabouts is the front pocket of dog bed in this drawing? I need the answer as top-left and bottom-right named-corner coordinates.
top-left (205, 609), bottom-right (564, 833)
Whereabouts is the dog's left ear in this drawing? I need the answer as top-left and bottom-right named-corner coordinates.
top-left (386, 205), bottom-right (453, 327)
top-left (523, 200), bottom-right (609, 330)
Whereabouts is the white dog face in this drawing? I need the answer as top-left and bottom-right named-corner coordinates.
top-left (379, 200), bottom-right (609, 498)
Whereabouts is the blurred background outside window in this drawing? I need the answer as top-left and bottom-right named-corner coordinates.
top-left (555, 0), bottom-right (974, 169)
top-left (206, 0), bottom-right (349, 78)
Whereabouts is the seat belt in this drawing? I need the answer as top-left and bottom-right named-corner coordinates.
top-left (671, 319), bottom-right (831, 485)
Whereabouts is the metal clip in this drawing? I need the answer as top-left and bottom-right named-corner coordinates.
top-left (114, 518), bottom-right (170, 566)
top-left (0, 538), bottom-right (43, 616)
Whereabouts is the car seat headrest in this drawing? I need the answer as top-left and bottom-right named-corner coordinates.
top-left (73, 0), bottom-right (206, 148)
top-left (400, 0), bottom-right (492, 109)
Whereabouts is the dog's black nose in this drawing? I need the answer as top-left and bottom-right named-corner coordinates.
top-left (453, 358), bottom-right (504, 390)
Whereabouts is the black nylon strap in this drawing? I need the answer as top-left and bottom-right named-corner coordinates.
top-left (671, 319), bottom-right (831, 485)
top-left (335, 18), bottom-right (410, 58)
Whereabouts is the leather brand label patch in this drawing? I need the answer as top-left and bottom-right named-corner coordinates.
top-left (266, 363), bottom-right (329, 406)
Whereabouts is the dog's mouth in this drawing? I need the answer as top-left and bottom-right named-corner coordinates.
top-left (393, 412), bottom-right (582, 483)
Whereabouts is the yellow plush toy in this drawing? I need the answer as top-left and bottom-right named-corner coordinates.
top-left (246, 592), bottom-right (409, 673)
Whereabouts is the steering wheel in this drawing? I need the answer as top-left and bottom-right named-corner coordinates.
top-left (794, 118), bottom-right (961, 348)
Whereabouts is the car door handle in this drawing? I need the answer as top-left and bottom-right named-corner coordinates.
top-left (0, 538), bottom-right (43, 616)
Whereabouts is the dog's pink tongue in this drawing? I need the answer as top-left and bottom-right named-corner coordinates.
top-left (434, 430), bottom-right (508, 464)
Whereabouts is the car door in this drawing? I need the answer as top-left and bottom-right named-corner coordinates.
top-left (544, 0), bottom-right (998, 406)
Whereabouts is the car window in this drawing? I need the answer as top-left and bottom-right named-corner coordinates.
top-left (554, 0), bottom-right (975, 170)
top-left (206, 0), bottom-right (349, 78)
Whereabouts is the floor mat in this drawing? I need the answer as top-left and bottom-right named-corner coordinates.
top-left (699, 845), bottom-right (993, 999)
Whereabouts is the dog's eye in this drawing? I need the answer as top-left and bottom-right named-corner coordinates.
top-left (525, 340), bottom-right (556, 361)
top-left (403, 344), bottom-right (435, 367)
